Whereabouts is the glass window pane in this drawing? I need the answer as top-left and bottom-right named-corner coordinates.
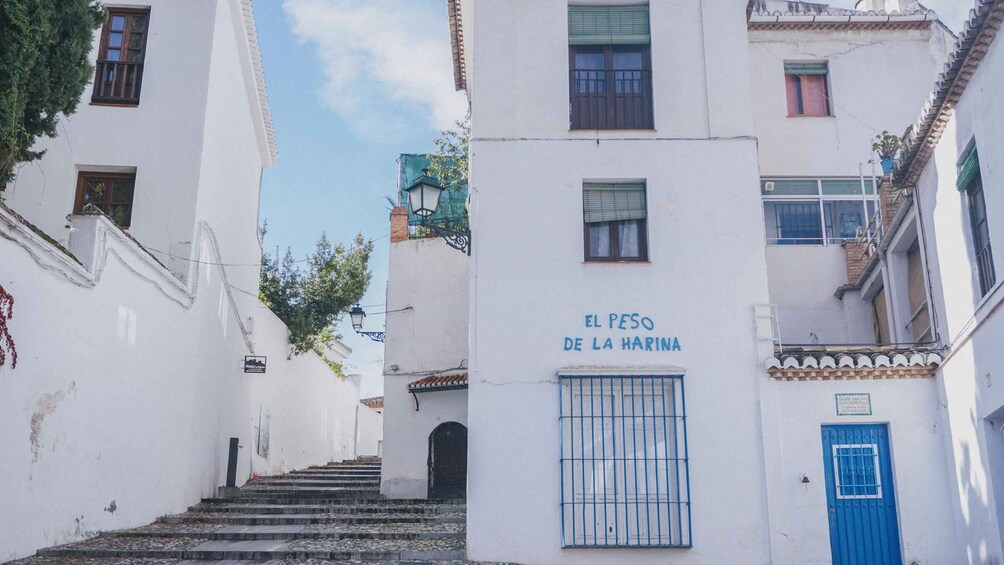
top-left (762, 179), bottom-right (818, 196)
top-left (128, 33), bottom-right (144, 50)
top-left (821, 179), bottom-right (864, 195)
top-left (131, 15), bottom-right (147, 33)
top-left (110, 180), bottom-right (134, 204)
top-left (763, 200), bottom-right (822, 245)
top-left (109, 33), bottom-right (123, 48)
top-left (575, 52), bottom-right (605, 70)
top-left (612, 51), bottom-right (643, 70)
top-left (126, 49), bottom-right (144, 63)
top-left (588, 223), bottom-right (611, 258)
top-left (111, 15), bottom-right (125, 31)
top-left (618, 220), bottom-right (640, 258)
top-left (106, 49), bottom-right (121, 62)
top-left (824, 200), bottom-right (866, 242)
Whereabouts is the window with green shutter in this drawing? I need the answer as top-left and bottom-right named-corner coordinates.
top-left (583, 183), bottom-right (648, 261)
top-left (569, 5), bottom-right (654, 130)
top-left (568, 5), bottom-right (650, 45)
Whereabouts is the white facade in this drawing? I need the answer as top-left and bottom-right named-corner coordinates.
top-left (2, 0), bottom-right (275, 309)
top-left (892, 2), bottom-right (1004, 560)
top-left (424, 1), bottom-right (969, 564)
top-left (749, 20), bottom-right (953, 345)
top-left (381, 230), bottom-right (469, 499)
top-left (0, 1), bottom-right (379, 559)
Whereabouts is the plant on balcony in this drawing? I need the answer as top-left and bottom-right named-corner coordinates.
top-left (259, 226), bottom-right (373, 375)
top-left (0, 0), bottom-right (105, 187)
top-left (872, 131), bottom-right (902, 175)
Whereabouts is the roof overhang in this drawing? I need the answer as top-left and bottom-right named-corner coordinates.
top-left (235, 0), bottom-right (278, 166)
top-left (447, 0), bottom-right (467, 92)
top-left (895, 0), bottom-right (1004, 187)
top-left (408, 372), bottom-right (469, 392)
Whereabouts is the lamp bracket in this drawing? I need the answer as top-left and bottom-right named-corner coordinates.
top-left (424, 223), bottom-right (471, 255)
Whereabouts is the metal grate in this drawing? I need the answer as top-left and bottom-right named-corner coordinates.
top-left (559, 374), bottom-right (691, 548)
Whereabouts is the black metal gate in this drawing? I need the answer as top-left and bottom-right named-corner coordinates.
top-left (428, 422), bottom-right (467, 499)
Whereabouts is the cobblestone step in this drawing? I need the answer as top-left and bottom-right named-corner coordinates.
top-left (190, 503), bottom-right (465, 515)
top-left (14, 457), bottom-right (486, 564)
top-left (161, 513), bottom-right (466, 526)
top-left (98, 524), bottom-right (465, 542)
top-left (36, 535), bottom-right (466, 561)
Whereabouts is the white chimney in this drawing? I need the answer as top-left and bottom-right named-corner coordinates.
top-left (854, 0), bottom-right (919, 13)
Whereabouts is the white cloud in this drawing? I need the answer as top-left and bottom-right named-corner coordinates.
top-left (283, 0), bottom-right (468, 139)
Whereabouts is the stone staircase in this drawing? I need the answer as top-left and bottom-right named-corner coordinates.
top-left (11, 456), bottom-right (489, 564)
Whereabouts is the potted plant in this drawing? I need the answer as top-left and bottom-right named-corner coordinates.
top-left (872, 131), bottom-right (902, 174)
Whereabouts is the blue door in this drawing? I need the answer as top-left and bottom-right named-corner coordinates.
top-left (821, 424), bottom-right (902, 565)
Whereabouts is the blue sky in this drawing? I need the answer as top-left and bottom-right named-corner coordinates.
top-left (254, 0), bottom-right (971, 397)
top-left (255, 0), bottom-right (466, 398)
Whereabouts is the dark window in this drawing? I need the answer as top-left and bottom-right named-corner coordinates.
top-left (583, 183), bottom-right (648, 261)
top-left (74, 172), bottom-right (136, 228)
top-left (784, 62), bottom-right (831, 117)
top-left (967, 178), bottom-right (995, 297)
top-left (959, 144), bottom-right (995, 297)
top-left (569, 5), bottom-right (653, 130)
top-left (92, 9), bottom-right (150, 105)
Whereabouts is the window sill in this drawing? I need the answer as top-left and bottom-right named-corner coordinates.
top-left (583, 259), bottom-right (651, 264)
top-left (90, 102), bottom-right (140, 108)
top-left (786, 114), bottom-right (835, 119)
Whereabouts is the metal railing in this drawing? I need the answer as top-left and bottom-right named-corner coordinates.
top-left (559, 374), bottom-right (691, 548)
top-left (976, 244), bottom-right (996, 297)
top-left (92, 61), bottom-right (144, 105)
top-left (570, 69), bottom-right (653, 130)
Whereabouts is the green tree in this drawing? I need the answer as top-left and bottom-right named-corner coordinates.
top-left (0, 0), bottom-right (105, 186)
top-left (427, 110), bottom-right (470, 193)
top-left (259, 228), bottom-right (373, 375)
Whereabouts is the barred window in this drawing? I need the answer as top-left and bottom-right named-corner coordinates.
top-left (559, 374), bottom-right (691, 548)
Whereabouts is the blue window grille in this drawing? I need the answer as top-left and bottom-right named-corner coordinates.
top-left (832, 444), bottom-right (882, 499)
top-left (559, 374), bottom-right (691, 548)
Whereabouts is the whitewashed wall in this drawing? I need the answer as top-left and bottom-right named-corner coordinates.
top-left (0, 212), bottom-right (368, 561)
top-left (913, 23), bottom-right (1004, 563)
top-left (355, 404), bottom-right (383, 458)
top-left (759, 377), bottom-right (959, 564)
top-left (381, 237), bottom-right (468, 498)
top-left (750, 26), bottom-right (952, 345)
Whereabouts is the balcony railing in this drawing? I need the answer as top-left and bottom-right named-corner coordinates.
top-left (570, 69), bottom-right (653, 130)
top-left (92, 61), bottom-right (144, 105)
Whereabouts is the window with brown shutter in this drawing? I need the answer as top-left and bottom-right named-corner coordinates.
top-left (784, 62), bottom-right (831, 117)
top-left (92, 8), bottom-right (150, 106)
top-left (73, 172), bottom-right (137, 228)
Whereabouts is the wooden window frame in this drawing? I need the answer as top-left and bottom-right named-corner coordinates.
top-left (966, 177), bottom-right (996, 297)
top-left (785, 70), bottom-right (832, 117)
top-left (92, 7), bottom-right (151, 106)
top-left (569, 45), bottom-right (654, 130)
top-left (583, 218), bottom-right (649, 262)
top-left (73, 171), bottom-right (137, 229)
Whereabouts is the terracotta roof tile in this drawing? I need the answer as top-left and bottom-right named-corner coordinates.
top-left (408, 373), bottom-right (469, 392)
top-left (360, 396), bottom-right (384, 409)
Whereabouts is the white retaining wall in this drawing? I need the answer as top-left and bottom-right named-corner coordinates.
top-left (0, 211), bottom-right (376, 560)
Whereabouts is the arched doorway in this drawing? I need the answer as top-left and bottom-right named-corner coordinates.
top-left (428, 422), bottom-right (467, 499)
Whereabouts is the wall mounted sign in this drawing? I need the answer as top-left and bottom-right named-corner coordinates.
top-left (244, 356), bottom-right (267, 374)
top-left (564, 313), bottom-right (682, 352)
top-left (835, 393), bottom-right (872, 416)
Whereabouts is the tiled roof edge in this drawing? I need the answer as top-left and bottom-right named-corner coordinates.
top-left (240, 0), bottom-right (278, 164)
top-left (895, 0), bottom-right (1004, 186)
top-left (448, 0), bottom-right (466, 92)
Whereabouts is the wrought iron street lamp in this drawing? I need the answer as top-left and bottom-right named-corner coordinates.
top-left (404, 172), bottom-right (471, 255)
top-left (349, 305), bottom-right (385, 343)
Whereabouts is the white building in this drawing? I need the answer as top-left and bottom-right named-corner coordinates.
top-left (377, 0), bottom-right (977, 563)
top-left (0, 1), bottom-right (380, 559)
top-left (881, 0), bottom-right (1004, 560)
top-left (381, 154), bottom-right (470, 499)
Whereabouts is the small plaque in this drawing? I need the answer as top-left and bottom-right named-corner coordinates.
top-left (835, 393), bottom-right (872, 416)
top-left (244, 356), bottom-right (267, 374)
